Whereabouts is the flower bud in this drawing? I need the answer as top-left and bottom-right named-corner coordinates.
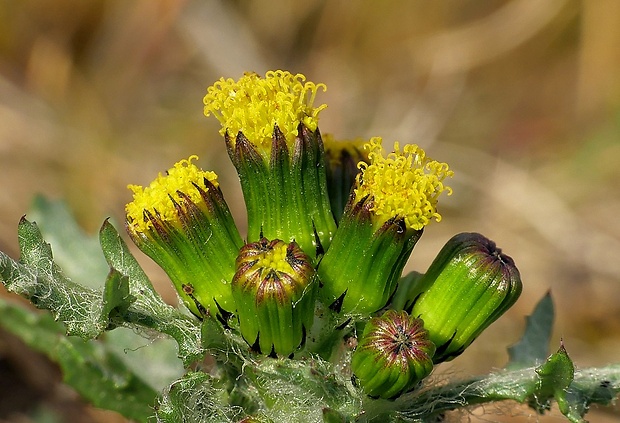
top-left (351, 310), bottom-right (435, 399)
top-left (404, 232), bottom-right (522, 363)
top-left (318, 138), bottom-right (452, 315)
top-left (125, 156), bottom-right (242, 319)
top-left (232, 238), bottom-right (317, 357)
top-left (204, 71), bottom-right (336, 262)
top-left (322, 135), bottom-right (369, 223)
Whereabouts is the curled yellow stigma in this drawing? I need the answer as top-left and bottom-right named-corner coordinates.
top-left (126, 155), bottom-right (218, 233)
top-left (354, 138), bottom-right (453, 230)
top-left (203, 70), bottom-right (327, 154)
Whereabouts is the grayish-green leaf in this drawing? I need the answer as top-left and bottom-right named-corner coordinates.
top-left (103, 328), bottom-right (186, 393)
top-left (393, 352), bottom-right (619, 422)
top-left (99, 219), bottom-right (205, 366)
top-left (155, 372), bottom-right (243, 423)
top-left (3, 217), bottom-right (105, 338)
top-left (28, 195), bottom-right (110, 287)
top-left (563, 366), bottom-right (620, 422)
top-left (0, 299), bottom-right (157, 422)
top-left (244, 357), bottom-right (362, 423)
top-left (507, 291), bottom-right (554, 368)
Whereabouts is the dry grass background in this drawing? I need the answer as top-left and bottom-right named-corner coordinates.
top-left (1, 1), bottom-right (619, 422)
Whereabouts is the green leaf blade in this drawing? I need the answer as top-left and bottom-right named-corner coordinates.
top-left (155, 372), bottom-right (241, 423)
top-left (565, 364), bottom-right (620, 422)
top-left (528, 343), bottom-right (575, 414)
top-left (507, 291), bottom-right (555, 369)
top-left (10, 217), bottom-right (105, 338)
top-left (0, 299), bottom-right (157, 422)
top-left (101, 269), bottom-right (135, 330)
top-left (99, 219), bottom-right (205, 366)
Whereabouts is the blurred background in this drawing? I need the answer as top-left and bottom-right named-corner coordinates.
top-left (1, 0), bottom-right (619, 421)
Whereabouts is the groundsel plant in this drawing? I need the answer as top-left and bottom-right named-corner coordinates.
top-left (1, 70), bottom-right (618, 422)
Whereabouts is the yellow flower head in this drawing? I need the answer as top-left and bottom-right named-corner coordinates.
top-left (126, 155), bottom-right (219, 233)
top-left (203, 70), bottom-right (327, 156)
top-left (354, 138), bottom-right (453, 230)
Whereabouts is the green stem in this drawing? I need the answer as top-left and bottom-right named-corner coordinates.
top-left (366, 364), bottom-right (620, 422)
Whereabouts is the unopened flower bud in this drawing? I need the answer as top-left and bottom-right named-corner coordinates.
top-left (404, 232), bottom-right (522, 363)
top-left (351, 310), bottom-right (435, 399)
top-left (232, 238), bottom-right (317, 357)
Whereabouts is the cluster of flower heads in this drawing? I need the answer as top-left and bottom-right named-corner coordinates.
top-left (125, 70), bottom-right (521, 398)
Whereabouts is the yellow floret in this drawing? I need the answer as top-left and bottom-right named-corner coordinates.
top-left (354, 138), bottom-right (453, 230)
top-left (256, 242), bottom-right (293, 275)
top-left (125, 156), bottom-right (218, 233)
top-left (203, 70), bottom-right (327, 156)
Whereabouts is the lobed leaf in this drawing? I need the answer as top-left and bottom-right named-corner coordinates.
top-left (2, 217), bottom-right (105, 338)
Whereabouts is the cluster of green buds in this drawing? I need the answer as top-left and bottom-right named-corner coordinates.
top-left (124, 70), bottom-right (522, 398)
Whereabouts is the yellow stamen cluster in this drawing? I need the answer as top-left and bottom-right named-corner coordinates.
top-left (256, 242), bottom-right (293, 275)
top-left (203, 70), bottom-right (327, 154)
top-left (354, 138), bottom-right (453, 230)
top-left (126, 156), bottom-right (218, 233)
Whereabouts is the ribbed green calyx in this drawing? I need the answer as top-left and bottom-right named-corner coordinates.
top-left (125, 157), bottom-right (243, 318)
top-left (351, 310), bottom-right (435, 399)
top-left (404, 232), bottom-right (522, 363)
top-left (203, 71), bottom-right (336, 263)
top-left (227, 125), bottom-right (336, 262)
top-left (232, 238), bottom-right (317, 357)
top-left (318, 195), bottom-right (423, 316)
top-left (318, 139), bottom-right (452, 317)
